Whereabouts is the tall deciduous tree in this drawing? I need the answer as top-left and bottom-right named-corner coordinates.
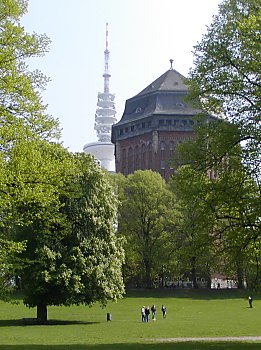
top-left (185, 0), bottom-right (260, 289)
top-left (188, 0), bottom-right (260, 186)
top-left (15, 151), bottom-right (124, 323)
top-left (117, 170), bottom-right (176, 288)
top-left (174, 120), bottom-right (260, 289)
top-left (169, 165), bottom-right (217, 288)
top-left (0, 0), bottom-right (59, 298)
top-left (0, 0), bottom-right (125, 320)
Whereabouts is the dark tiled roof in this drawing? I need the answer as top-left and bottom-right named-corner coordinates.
top-left (116, 68), bottom-right (201, 124)
top-left (133, 69), bottom-right (188, 97)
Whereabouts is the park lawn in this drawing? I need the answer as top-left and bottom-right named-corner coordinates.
top-left (0, 289), bottom-right (260, 350)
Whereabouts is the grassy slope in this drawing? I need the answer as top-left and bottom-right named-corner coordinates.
top-left (0, 289), bottom-right (260, 350)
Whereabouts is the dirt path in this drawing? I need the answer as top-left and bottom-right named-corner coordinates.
top-left (148, 336), bottom-right (261, 342)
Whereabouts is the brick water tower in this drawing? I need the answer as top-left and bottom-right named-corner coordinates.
top-left (111, 60), bottom-right (203, 180)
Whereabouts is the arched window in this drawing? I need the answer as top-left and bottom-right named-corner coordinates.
top-left (169, 141), bottom-right (174, 159)
top-left (122, 148), bottom-right (126, 174)
top-left (128, 147), bottom-right (134, 173)
top-left (148, 142), bottom-right (152, 169)
top-left (141, 144), bottom-right (146, 169)
top-left (160, 141), bottom-right (165, 160)
top-left (134, 145), bottom-right (139, 170)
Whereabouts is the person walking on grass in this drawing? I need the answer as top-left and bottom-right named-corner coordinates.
top-left (161, 304), bottom-right (166, 318)
top-left (141, 306), bottom-right (145, 322)
top-left (151, 304), bottom-right (156, 320)
top-left (248, 296), bottom-right (253, 308)
top-left (145, 306), bottom-right (150, 322)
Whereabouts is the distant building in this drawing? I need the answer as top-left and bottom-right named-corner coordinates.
top-left (111, 61), bottom-right (206, 179)
top-left (83, 24), bottom-right (117, 172)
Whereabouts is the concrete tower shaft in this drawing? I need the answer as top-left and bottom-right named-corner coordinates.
top-left (94, 23), bottom-right (117, 143)
top-left (83, 23), bottom-right (117, 172)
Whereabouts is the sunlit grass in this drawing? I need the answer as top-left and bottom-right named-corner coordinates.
top-left (0, 289), bottom-right (260, 350)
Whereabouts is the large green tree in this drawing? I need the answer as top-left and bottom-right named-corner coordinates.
top-left (14, 150), bottom-right (124, 323)
top-left (188, 0), bottom-right (260, 183)
top-left (169, 165), bottom-right (217, 288)
top-left (0, 0), bottom-right (59, 298)
top-left (0, 0), bottom-right (125, 321)
top-left (185, 0), bottom-right (260, 289)
top-left (117, 170), bottom-right (176, 288)
top-left (174, 119), bottom-right (260, 289)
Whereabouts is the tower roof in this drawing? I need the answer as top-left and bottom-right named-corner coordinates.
top-left (114, 67), bottom-right (201, 126)
top-left (134, 68), bottom-right (188, 98)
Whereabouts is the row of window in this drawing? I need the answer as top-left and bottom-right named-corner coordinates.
top-left (118, 119), bottom-right (194, 136)
top-left (121, 141), bottom-right (177, 167)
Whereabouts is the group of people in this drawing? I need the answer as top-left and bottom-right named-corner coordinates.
top-left (141, 304), bottom-right (166, 322)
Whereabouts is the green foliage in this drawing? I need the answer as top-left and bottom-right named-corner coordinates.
top-left (116, 170), bottom-right (177, 288)
top-left (0, 0), bottom-right (125, 316)
top-left (188, 0), bottom-right (260, 179)
top-left (0, 237), bottom-right (25, 300)
top-left (183, 0), bottom-right (260, 290)
top-left (173, 120), bottom-right (260, 289)
top-left (17, 152), bottom-right (125, 310)
top-left (169, 165), bottom-right (217, 287)
top-left (0, 0), bottom-right (60, 300)
top-left (0, 0), bottom-right (59, 141)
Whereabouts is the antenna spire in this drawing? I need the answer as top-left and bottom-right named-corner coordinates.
top-left (105, 22), bottom-right (108, 51)
top-left (103, 23), bottom-right (110, 93)
top-left (170, 59), bottom-right (174, 70)
top-left (93, 23), bottom-right (117, 143)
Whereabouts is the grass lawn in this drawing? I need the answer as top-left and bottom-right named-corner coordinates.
top-left (0, 289), bottom-right (260, 350)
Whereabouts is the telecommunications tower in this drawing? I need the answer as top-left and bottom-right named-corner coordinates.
top-left (83, 23), bottom-right (117, 171)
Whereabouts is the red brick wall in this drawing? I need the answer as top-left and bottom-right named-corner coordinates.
top-left (115, 130), bottom-right (194, 180)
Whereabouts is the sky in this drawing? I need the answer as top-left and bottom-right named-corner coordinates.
top-left (22, 0), bottom-right (222, 153)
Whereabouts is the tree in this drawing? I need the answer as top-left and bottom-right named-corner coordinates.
top-left (173, 120), bottom-right (260, 289)
top-left (169, 165), bottom-right (217, 288)
top-left (117, 170), bottom-right (176, 288)
top-left (0, 0), bottom-right (59, 141)
top-left (188, 0), bottom-right (260, 187)
top-left (186, 1), bottom-right (260, 288)
top-left (14, 151), bottom-right (124, 323)
top-left (0, 0), bottom-right (60, 300)
top-left (0, 0), bottom-right (125, 322)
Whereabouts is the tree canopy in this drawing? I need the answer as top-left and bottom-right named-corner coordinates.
top-left (188, 0), bottom-right (261, 181)
top-left (116, 170), bottom-right (176, 288)
top-left (0, 0), bottom-right (125, 320)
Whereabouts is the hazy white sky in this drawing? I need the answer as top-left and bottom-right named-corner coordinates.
top-left (22, 0), bottom-right (221, 152)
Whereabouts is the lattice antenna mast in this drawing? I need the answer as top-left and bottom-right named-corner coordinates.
top-left (94, 23), bottom-right (117, 143)
top-left (103, 23), bottom-right (110, 93)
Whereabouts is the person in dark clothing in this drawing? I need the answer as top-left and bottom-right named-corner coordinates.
top-left (145, 306), bottom-right (150, 322)
top-left (161, 305), bottom-right (166, 318)
top-left (151, 304), bottom-right (156, 320)
top-left (141, 306), bottom-right (145, 322)
top-left (248, 296), bottom-right (253, 308)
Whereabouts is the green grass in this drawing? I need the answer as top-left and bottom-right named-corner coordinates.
top-left (0, 289), bottom-right (260, 350)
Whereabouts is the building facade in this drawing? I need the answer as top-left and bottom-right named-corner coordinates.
top-left (112, 65), bottom-right (203, 179)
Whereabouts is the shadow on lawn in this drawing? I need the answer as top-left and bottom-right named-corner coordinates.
top-left (0, 319), bottom-right (98, 327)
top-left (0, 343), bottom-right (261, 350)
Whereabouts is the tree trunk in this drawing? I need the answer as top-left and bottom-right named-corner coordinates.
top-left (236, 266), bottom-right (244, 289)
top-left (144, 259), bottom-right (152, 288)
top-left (191, 257), bottom-right (198, 288)
top-left (37, 304), bottom-right (48, 324)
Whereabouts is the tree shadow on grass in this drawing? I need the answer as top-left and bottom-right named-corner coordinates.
top-left (0, 319), bottom-right (99, 327)
top-left (0, 342), bottom-right (261, 350)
